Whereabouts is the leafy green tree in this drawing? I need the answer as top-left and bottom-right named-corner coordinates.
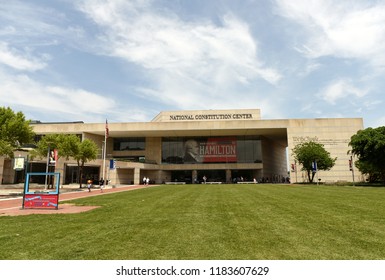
top-left (0, 107), bottom-right (34, 157)
top-left (66, 136), bottom-right (99, 188)
top-left (30, 134), bottom-right (63, 188)
top-left (292, 141), bottom-right (336, 183)
top-left (33, 134), bottom-right (99, 187)
top-left (349, 126), bottom-right (385, 182)
top-left (31, 134), bottom-right (61, 159)
top-left (354, 160), bottom-right (379, 183)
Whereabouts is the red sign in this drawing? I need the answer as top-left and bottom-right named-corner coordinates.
top-left (24, 194), bottom-right (59, 209)
top-left (201, 137), bottom-right (237, 163)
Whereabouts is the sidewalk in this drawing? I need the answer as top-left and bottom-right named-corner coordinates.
top-left (0, 184), bottom-right (151, 216)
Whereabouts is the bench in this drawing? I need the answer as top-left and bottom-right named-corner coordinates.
top-left (336, 180), bottom-right (348, 185)
top-left (165, 182), bottom-right (186, 185)
top-left (324, 180), bottom-right (335, 185)
top-left (9, 192), bottom-right (23, 196)
top-left (204, 182), bottom-right (222, 184)
top-left (237, 181), bottom-right (257, 184)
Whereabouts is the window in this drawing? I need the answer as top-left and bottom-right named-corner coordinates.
top-left (161, 136), bottom-right (262, 164)
top-left (113, 137), bottom-right (145, 151)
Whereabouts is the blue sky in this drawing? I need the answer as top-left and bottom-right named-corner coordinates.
top-left (1, 0), bottom-right (385, 128)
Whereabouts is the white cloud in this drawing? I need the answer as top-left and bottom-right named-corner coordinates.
top-left (0, 1), bottom-right (87, 52)
top-left (0, 71), bottom-right (116, 122)
top-left (0, 42), bottom-right (48, 71)
top-left (0, 1), bottom-right (155, 123)
top-left (363, 99), bottom-right (382, 109)
top-left (77, 0), bottom-right (281, 109)
top-left (318, 79), bottom-right (368, 105)
top-left (371, 116), bottom-right (385, 128)
top-left (297, 62), bottom-right (321, 77)
top-left (275, 0), bottom-right (385, 64)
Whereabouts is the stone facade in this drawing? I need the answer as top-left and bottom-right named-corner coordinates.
top-left (0, 109), bottom-right (364, 185)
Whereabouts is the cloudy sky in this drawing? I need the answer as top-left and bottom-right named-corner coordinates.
top-left (1, 0), bottom-right (385, 127)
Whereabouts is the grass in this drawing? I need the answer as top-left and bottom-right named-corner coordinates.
top-left (1, 184), bottom-right (385, 260)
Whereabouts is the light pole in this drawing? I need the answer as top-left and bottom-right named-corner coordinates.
top-left (350, 155), bottom-right (355, 186)
top-left (44, 146), bottom-right (50, 190)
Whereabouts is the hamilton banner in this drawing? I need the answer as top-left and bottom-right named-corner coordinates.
top-left (184, 137), bottom-right (237, 163)
top-left (201, 137), bottom-right (237, 163)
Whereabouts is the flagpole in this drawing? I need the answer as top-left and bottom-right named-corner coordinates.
top-left (102, 134), bottom-right (106, 187)
top-left (350, 155), bottom-right (355, 187)
top-left (102, 119), bottom-right (108, 190)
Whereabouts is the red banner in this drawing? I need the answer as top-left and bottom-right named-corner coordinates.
top-left (201, 137), bottom-right (237, 163)
top-left (24, 194), bottom-right (59, 209)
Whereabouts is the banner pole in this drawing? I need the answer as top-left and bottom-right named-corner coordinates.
top-left (102, 137), bottom-right (107, 188)
top-left (102, 119), bottom-right (108, 189)
top-left (351, 156), bottom-right (355, 187)
top-left (44, 147), bottom-right (50, 190)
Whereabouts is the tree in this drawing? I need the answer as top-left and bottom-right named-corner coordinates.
top-left (349, 126), bottom-right (385, 182)
top-left (30, 134), bottom-right (63, 188)
top-left (31, 134), bottom-right (61, 158)
top-left (66, 137), bottom-right (99, 188)
top-left (0, 107), bottom-right (34, 157)
top-left (33, 134), bottom-right (99, 187)
top-left (355, 160), bottom-right (379, 183)
top-left (292, 141), bottom-right (336, 183)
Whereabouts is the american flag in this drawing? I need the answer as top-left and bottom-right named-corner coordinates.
top-left (105, 119), bottom-right (109, 138)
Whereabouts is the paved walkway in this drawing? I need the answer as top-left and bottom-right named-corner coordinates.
top-left (0, 185), bottom-right (151, 216)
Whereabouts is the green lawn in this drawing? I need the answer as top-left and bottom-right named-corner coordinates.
top-left (1, 184), bottom-right (385, 260)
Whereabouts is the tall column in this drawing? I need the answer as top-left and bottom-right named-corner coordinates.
top-left (226, 169), bottom-right (232, 183)
top-left (0, 157), bottom-right (4, 185)
top-left (192, 170), bottom-right (198, 184)
top-left (133, 167), bottom-right (141, 185)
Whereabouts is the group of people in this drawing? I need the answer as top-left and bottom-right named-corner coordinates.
top-left (86, 178), bottom-right (105, 192)
top-left (143, 176), bottom-right (150, 185)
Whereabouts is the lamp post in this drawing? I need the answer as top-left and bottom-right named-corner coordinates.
top-left (350, 155), bottom-right (355, 187)
top-left (44, 146), bottom-right (50, 190)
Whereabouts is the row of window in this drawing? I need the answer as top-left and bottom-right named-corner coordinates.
top-left (162, 136), bottom-right (262, 164)
top-left (113, 137), bottom-right (145, 151)
top-left (113, 136), bottom-right (262, 164)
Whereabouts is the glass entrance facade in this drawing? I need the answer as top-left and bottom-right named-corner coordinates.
top-left (162, 136), bottom-right (262, 164)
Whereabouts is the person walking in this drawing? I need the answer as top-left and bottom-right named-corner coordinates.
top-left (99, 178), bottom-right (104, 192)
top-left (87, 179), bottom-right (92, 192)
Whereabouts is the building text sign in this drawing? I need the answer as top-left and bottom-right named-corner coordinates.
top-left (170, 113), bottom-right (254, 121)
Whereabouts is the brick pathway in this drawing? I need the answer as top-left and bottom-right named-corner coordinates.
top-left (0, 185), bottom-right (150, 216)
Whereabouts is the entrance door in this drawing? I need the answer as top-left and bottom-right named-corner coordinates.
top-left (64, 165), bottom-right (100, 184)
top-left (170, 170), bottom-right (192, 183)
top-left (197, 170), bottom-right (226, 183)
top-left (232, 170), bottom-right (255, 183)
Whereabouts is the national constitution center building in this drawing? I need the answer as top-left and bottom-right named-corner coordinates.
top-left (1, 109), bottom-right (364, 185)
